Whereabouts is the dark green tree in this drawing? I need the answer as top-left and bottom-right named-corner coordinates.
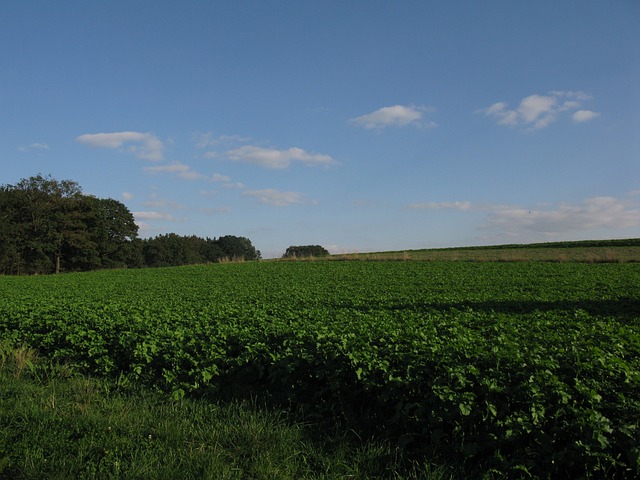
top-left (0, 186), bottom-right (24, 274)
top-left (140, 234), bottom-right (259, 267)
top-left (0, 175), bottom-right (141, 274)
top-left (282, 245), bottom-right (329, 258)
top-left (8, 174), bottom-right (83, 273)
top-left (85, 197), bottom-right (139, 268)
top-left (216, 235), bottom-right (261, 260)
top-left (142, 233), bottom-right (189, 268)
top-left (1, 175), bottom-right (261, 273)
top-left (200, 237), bottom-right (225, 263)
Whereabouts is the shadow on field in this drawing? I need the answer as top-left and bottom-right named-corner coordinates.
top-left (343, 298), bottom-right (640, 322)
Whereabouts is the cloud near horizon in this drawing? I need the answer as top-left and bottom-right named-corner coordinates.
top-left (408, 195), bottom-right (640, 239)
top-left (226, 145), bottom-right (336, 169)
top-left (481, 91), bottom-right (599, 130)
top-left (76, 131), bottom-right (164, 161)
top-left (484, 196), bottom-right (640, 236)
top-left (350, 104), bottom-right (436, 129)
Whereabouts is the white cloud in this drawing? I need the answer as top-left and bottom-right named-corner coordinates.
top-left (550, 90), bottom-right (592, 101)
top-left (198, 190), bottom-right (218, 197)
top-left (211, 173), bottom-right (231, 182)
top-left (226, 145), bottom-right (336, 169)
top-left (18, 143), bottom-right (50, 152)
top-left (572, 110), bottom-right (600, 122)
top-left (122, 192), bottom-right (134, 201)
top-left (407, 195), bottom-right (639, 240)
top-left (195, 133), bottom-right (252, 149)
top-left (133, 211), bottom-right (175, 221)
top-left (481, 91), bottom-right (598, 130)
top-left (350, 104), bottom-right (436, 129)
top-left (242, 188), bottom-right (306, 206)
top-left (196, 134), bottom-right (337, 169)
top-left (484, 197), bottom-right (640, 236)
top-left (143, 162), bottom-right (206, 180)
top-left (76, 131), bottom-right (164, 161)
top-left (407, 201), bottom-right (472, 211)
top-left (144, 161), bottom-right (232, 182)
top-left (143, 200), bottom-right (185, 210)
top-left (518, 94), bottom-right (558, 128)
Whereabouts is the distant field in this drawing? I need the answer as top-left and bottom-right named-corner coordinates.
top-left (329, 238), bottom-right (640, 262)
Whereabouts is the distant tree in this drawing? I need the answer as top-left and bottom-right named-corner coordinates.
top-left (140, 234), bottom-right (259, 266)
top-left (282, 245), bottom-right (330, 258)
top-left (200, 237), bottom-right (225, 263)
top-left (216, 235), bottom-right (261, 260)
top-left (142, 233), bottom-right (187, 268)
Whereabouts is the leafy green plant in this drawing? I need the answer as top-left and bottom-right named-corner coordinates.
top-left (0, 261), bottom-right (638, 478)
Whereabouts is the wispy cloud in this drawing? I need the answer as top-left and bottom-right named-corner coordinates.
top-left (195, 133), bottom-right (252, 149)
top-left (242, 188), bottom-right (306, 206)
top-left (76, 131), bottom-right (164, 161)
top-left (195, 133), bottom-right (337, 169)
top-left (480, 91), bottom-right (599, 130)
top-left (197, 206), bottom-right (231, 215)
top-left (407, 195), bottom-right (639, 240)
top-left (406, 201), bottom-right (472, 211)
top-left (132, 209), bottom-right (180, 237)
top-left (226, 146), bottom-right (336, 169)
top-left (211, 173), bottom-right (231, 182)
top-left (18, 143), bottom-right (50, 152)
top-left (144, 162), bottom-right (204, 180)
top-left (484, 197), bottom-right (639, 236)
top-left (133, 211), bottom-right (176, 221)
top-left (350, 104), bottom-right (436, 130)
top-left (143, 161), bottom-right (231, 182)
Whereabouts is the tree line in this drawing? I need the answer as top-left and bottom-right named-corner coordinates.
top-left (0, 175), bottom-right (260, 275)
top-left (282, 245), bottom-right (329, 258)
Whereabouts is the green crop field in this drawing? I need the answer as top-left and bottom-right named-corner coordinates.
top-left (325, 239), bottom-right (640, 263)
top-left (1, 260), bottom-right (639, 478)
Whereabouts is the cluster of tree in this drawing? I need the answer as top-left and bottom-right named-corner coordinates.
top-left (141, 233), bottom-right (260, 268)
top-left (282, 245), bottom-right (330, 258)
top-left (0, 175), bottom-right (139, 274)
top-left (0, 175), bottom-right (259, 275)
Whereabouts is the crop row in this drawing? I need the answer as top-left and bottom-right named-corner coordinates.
top-left (1, 262), bottom-right (639, 478)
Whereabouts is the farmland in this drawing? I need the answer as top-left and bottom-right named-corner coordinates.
top-left (326, 238), bottom-right (640, 263)
top-left (1, 260), bottom-right (639, 478)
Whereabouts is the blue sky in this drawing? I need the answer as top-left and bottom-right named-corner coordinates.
top-left (2, 1), bottom-right (639, 258)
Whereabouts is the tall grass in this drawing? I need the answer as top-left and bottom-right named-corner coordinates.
top-left (0, 343), bottom-right (452, 479)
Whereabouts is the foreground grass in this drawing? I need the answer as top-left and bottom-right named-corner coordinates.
top-left (0, 346), bottom-right (450, 480)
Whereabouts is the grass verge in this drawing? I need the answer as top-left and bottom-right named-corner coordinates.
top-left (0, 344), bottom-right (451, 480)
